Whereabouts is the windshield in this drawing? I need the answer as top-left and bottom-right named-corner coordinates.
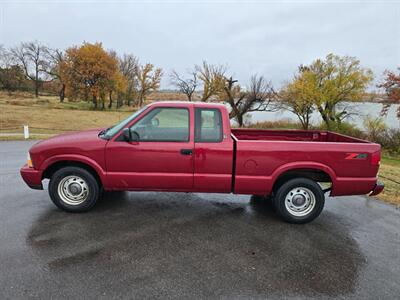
top-left (101, 105), bottom-right (148, 139)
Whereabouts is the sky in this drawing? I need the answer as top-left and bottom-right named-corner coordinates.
top-left (0, 0), bottom-right (399, 89)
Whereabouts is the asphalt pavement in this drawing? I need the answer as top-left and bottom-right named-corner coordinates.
top-left (0, 141), bottom-right (399, 299)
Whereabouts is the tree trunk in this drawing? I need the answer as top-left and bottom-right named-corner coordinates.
top-left (34, 67), bottom-right (39, 98)
top-left (108, 91), bottom-right (113, 109)
top-left (92, 95), bottom-right (97, 109)
top-left (34, 82), bottom-right (39, 98)
top-left (117, 97), bottom-right (123, 108)
top-left (84, 88), bottom-right (89, 102)
top-left (318, 105), bottom-right (331, 130)
top-left (59, 84), bottom-right (65, 102)
top-left (237, 114), bottom-right (244, 127)
top-left (138, 92), bottom-right (144, 107)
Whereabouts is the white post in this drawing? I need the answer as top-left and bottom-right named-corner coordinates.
top-left (23, 125), bottom-right (29, 139)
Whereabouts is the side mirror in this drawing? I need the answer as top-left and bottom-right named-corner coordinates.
top-left (122, 128), bottom-right (139, 142)
top-left (130, 130), bottom-right (140, 141)
top-left (122, 128), bottom-right (131, 141)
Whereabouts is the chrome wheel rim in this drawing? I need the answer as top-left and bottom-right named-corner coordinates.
top-left (57, 175), bottom-right (89, 205)
top-left (284, 187), bottom-right (316, 217)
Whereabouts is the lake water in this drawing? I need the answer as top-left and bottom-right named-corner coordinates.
top-left (246, 102), bottom-right (399, 130)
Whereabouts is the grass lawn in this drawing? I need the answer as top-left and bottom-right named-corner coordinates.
top-left (378, 156), bottom-right (400, 206)
top-left (0, 94), bottom-right (133, 135)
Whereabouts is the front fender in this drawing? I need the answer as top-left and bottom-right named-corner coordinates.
top-left (40, 154), bottom-right (107, 182)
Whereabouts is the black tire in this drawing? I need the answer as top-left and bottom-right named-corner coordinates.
top-left (48, 166), bottom-right (100, 212)
top-left (274, 178), bottom-right (324, 224)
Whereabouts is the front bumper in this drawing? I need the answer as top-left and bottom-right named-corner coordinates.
top-left (20, 165), bottom-right (43, 190)
top-left (369, 181), bottom-right (384, 196)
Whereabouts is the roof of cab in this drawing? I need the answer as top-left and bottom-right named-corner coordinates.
top-left (147, 101), bottom-right (226, 108)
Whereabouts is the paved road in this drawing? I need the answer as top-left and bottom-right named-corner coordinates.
top-left (0, 141), bottom-right (399, 299)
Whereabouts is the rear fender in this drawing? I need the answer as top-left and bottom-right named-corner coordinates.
top-left (271, 162), bottom-right (337, 193)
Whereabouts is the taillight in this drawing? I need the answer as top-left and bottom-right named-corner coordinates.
top-left (371, 151), bottom-right (381, 166)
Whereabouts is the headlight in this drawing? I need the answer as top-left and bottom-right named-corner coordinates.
top-left (27, 153), bottom-right (33, 168)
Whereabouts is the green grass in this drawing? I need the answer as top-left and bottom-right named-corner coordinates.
top-left (382, 155), bottom-right (400, 166)
top-left (378, 155), bottom-right (400, 206)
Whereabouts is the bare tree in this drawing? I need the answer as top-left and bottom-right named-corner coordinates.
top-left (170, 69), bottom-right (197, 101)
top-left (223, 75), bottom-right (278, 127)
top-left (10, 41), bottom-right (49, 97)
top-left (196, 61), bottom-right (226, 102)
top-left (44, 48), bottom-right (66, 101)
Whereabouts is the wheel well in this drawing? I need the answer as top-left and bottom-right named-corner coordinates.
top-left (42, 161), bottom-right (102, 186)
top-left (272, 168), bottom-right (332, 193)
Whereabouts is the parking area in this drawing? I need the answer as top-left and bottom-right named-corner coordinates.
top-left (0, 141), bottom-right (399, 299)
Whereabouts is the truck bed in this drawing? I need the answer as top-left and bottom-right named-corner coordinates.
top-left (231, 128), bottom-right (380, 197)
top-left (231, 128), bottom-right (368, 143)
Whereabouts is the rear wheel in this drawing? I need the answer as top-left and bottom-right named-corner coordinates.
top-left (48, 166), bottom-right (99, 212)
top-left (274, 178), bottom-right (324, 224)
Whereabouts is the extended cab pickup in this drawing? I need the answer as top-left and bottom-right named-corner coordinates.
top-left (21, 101), bottom-right (384, 223)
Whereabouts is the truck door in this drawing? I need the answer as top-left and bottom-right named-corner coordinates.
top-left (193, 107), bottom-right (234, 193)
top-left (105, 106), bottom-right (195, 190)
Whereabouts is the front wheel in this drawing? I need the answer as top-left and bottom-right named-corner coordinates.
top-left (48, 166), bottom-right (100, 212)
top-left (274, 178), bottom-right (325, 224)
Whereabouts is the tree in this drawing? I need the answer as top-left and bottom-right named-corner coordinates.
top-left (222, 75), bottom-right (278, 127)
top-left (136, 63), bottom-right (162, 107)
top-left (0, 45), bottom-right (7, 66)
top-left (107, 71), bottom-right (128, 109)
top-left (0, 65), bottom-right (29, 92)
top-left (378, 68), bottom-right (400, 119)
top-left (170, 69), bottom-right (197, 101)
top-left (196, 61), bottom-right (226, 102)
top-left (10, 41), bottom-right (49, 97)
top-left (118, 54), bottom-right (139, 107)
top-left (44, 48), bottom-right (66, 102)
top-left (296, 54), bottom-right (373, 130)
top-left (0, 45), bottom-right (29, 92)
top-left (280, 73), bottom-right (315, 129)
top-left (61, 42), bottom-right (119, 109)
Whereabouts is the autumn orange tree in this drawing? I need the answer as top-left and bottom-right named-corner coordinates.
top-left (136, 63), bottom-right (163, 107)
top-left (196, 61), bottom-right (226, 102)
top-left (379, 68), bottom-right (400, 119)
top-left (107, 71), bottom-right (128, 109)
top-left (61, 42), bottom-right (125, 109)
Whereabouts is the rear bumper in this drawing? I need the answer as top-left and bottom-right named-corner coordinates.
top-left (20, 165), bottom-right (43, 190)
top-left (369, 181), bottom-right (385, 196)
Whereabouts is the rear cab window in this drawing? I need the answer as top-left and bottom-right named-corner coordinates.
top-left (195, 108), bottom-right (223, 142)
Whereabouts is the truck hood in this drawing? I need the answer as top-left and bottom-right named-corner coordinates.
top-left (29, 128), bottom-right (108, 166)
top-left (35, 128), bottom-right (103, 146)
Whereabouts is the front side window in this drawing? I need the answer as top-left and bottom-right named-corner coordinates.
top-left (195, 108), bottom-right (223, 142)
top-left (101, 105), bottom-right (148, 139)
top-left (130, 107), bottom-right (189, 142)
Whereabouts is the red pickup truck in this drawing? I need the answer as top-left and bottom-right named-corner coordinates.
top-left (21, 101), bottom-right (384, 223)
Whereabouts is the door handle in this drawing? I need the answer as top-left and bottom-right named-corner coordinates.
top-left (180, 149), bottom-right (193, 155)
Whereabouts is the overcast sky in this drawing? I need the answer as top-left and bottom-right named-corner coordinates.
top-left (1, 0), bottom-right (399, 88)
